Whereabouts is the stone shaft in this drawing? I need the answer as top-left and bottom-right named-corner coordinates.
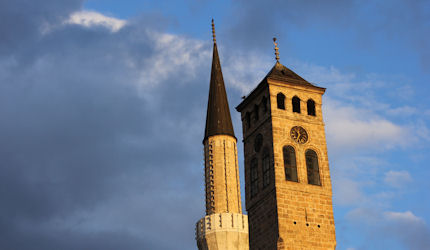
top-left (204, 135), bottom-right (242, 214)
top-left (196, 135), bottom-right (249, 250)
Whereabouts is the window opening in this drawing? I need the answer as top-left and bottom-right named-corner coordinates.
top-left (262, 148), bottom-right (270, 187)
top-left (254, 104), bottom-right (259, 121)
top-left (250, 158), bottom-right (259, 197)
top-left (277, 93), bottom-right (285, 110)
top-left (283, 146), bottom-right (298, 182)
top-left (262, 97), bottom-right (268, 113)
top-left (306, 150), bottom-right (321, 185)
top-left (245, 112), bottom-right (251, 129)
top-left (292, 96), bottom-right (301, 113)
top-left (307, 99), bottom-right (316, 116)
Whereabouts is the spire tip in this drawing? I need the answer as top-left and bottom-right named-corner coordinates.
top-left (273, 37), bottom-right (280, 62)
top-left (211, 19), bottom-right (216, 44)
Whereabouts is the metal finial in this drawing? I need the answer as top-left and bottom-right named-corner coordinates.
top-left (211, 19), bottom-right (216, 44)
top-left (273, 37), bottom-right (280, 62)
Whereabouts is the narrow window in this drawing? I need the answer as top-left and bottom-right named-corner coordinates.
top-left (283, 146), bottom-right (298, 182)
top-left (292, 96), bottom-right (301, 113)
top-left (307, 99), bottom-right (316, 116)
top-left (277, 93), bottom-right (285, 110)
top-left (306, 150), bottom-right (321, 186)
top-left (246, 112), bottom-right (251, 129)
top-left (262, 148), bottom-right (270, 187)
top-left (250, 158), bottom-right (259, 197)
top-left (254, 104), bottom-right (259, 121)
top-left (262, 96), bottom-right (268, 113)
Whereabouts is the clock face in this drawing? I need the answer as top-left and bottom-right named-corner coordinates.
top-left (254, 133), bottom-right (263, 152)
top-left (290, 126), bottom-right (308, 144)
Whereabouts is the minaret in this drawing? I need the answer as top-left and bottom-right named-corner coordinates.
top-left (195, 20), bottom-right (249, 250)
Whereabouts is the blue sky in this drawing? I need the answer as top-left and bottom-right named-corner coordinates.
top-left (0, 0), bottom-right (429, 249)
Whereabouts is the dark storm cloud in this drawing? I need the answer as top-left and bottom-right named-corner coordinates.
top-left (0, 0), bottom-right (83, 56)
top-left (0, 1), bottom-right (209, 249)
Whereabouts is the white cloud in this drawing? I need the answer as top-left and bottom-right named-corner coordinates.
top-left (324, 100), bottom-right (407, 151)
top-left (384, 170), bottom-right (413, 188)
top-left (223, 51), bottom-right (272, 94)
top-left (66, 10), bottom-right (126, 32)
top-left (136, 32), bottom-right (210, 89)
top-left (384, 211), bottom-right (424, 224)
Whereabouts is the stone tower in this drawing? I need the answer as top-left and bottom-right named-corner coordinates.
top-left (236, 39), bottom-right (336, 249)
top-left (195, 20), bottom-right (249, 250)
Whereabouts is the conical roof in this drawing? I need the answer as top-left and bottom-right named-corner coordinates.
top-left (204, 43), bottom-right (235, 142)
top-left (264, 61), bottom-right (312, 85)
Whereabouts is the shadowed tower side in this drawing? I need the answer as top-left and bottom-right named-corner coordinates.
top-left (195, 20), bottom-right (249, 250)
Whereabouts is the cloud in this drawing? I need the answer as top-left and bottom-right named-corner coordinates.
top-left (65, 10), bottom-right (127, 32)
top-left (324, 100), bottom-right (407, 151)
top-left (382, 211), bottom-right (430, 250)
top-left (0, 0), bottom-right (83, 55)
top-left (0, 2), bottom-right (208, 249)
top-left (136, 32), bottom-right (210, 89)
top-left (222, 50), bottom-right (272, 94)
top-left (384, 211), bottom-right (424, 224)
top-left (384, 170), bottom-right (413, 188)
top-left (347, 209), bottom-right (430, 249)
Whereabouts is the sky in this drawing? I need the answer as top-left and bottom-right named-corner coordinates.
top-left (0, 0), bottom-right (429, 249)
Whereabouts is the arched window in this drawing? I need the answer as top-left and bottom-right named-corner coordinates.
top-left (283, 146), bottom-right (298, 182)
top-left (277, 93), bottom-right (285, 110)
top-left (307, 99), bottom-right (316, 116)
top-left (306, 150), bottom-right (321, 186)
top-left (292, 96), bottom-right (301, 113)
top-left (254, 104), bottom-right (259, 121)
top-left (250, 158), bottom-right (259, 197)
top-left (262, 148), bottom-right (270, 187)
top-left (261, 96), bottom-right (268, 113)
top-left (245, 112), bottom-right (251, 129)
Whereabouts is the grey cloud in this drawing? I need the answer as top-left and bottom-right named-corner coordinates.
top-left (0, 1), bottom-right (210, 249)
top-left (346, 209), bottom-right (430, 250)
top-left (0, 0), bottom-right (84, 56)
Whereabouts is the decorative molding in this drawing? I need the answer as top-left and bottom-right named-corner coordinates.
top-left (195, 213), bottom-right (249, 240)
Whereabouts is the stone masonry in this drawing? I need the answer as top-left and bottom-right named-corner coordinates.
top-left (195, 134), bottom-right (249, 250)
top-left (236, 62), bottom-right (337, 249)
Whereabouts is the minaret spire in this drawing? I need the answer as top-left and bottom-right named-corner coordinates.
top-left (204, 19), bottom-right (235, 142)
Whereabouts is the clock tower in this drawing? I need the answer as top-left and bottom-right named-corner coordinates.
top-left (236, 39), bottom-right (336, 249)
